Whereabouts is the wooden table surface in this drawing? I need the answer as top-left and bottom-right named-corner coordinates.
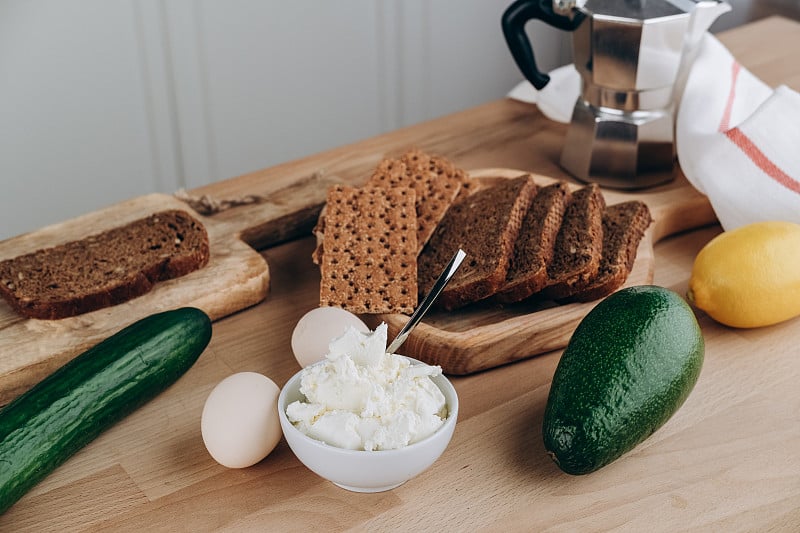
top-left (3, 16), bottom-right (800, 532)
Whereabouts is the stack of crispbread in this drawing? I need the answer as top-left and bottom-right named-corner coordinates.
top-left (314, 149), bottom-right (468, 314)
top-left (367, 149), bottom-right (469, 254)
top-left (312, 150), bottom-right (652, 314)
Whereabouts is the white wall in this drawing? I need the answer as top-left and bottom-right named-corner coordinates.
top-left (0, 0), bottom-right (569, 240)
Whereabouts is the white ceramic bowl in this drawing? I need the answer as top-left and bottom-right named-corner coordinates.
top-left (278, 358), bottom-right (459, 493)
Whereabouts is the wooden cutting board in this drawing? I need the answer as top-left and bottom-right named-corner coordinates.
top-left (362, 168), bottom-right (718, 374)
top-left (0, 166), bottom-right (715, 405)
top-left (0, 172), bottom-right (342, 406)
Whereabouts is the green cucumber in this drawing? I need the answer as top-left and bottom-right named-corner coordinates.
top-left (543, 286), bottom-right (704, 475)
top-left (0, 307), bottom-right (212, 514)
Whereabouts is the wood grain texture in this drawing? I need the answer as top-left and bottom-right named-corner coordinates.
top-left (1, 16), bottom-right (799, 532)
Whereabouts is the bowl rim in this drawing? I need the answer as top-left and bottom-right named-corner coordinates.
top-left (278, 356), bottom-right (459, 455)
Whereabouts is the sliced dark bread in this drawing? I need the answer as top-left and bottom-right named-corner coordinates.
top-left (0, 210), bottom-right (210, 320)
top-left (566, 201), bottom-right (652, 302)
top-left (418, 174), bottom-right (538, 310)
top-left (540, 183), bottom-right (605, 300)
top-left (318, 184), bottom-right (418, 314)
top-left (493, 181), bottom-right (572, 303)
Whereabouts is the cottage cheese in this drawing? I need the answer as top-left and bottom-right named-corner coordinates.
top-left (285, 323), bottom-right (447, 451)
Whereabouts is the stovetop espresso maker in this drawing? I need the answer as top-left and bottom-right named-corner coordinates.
top-left (503, 0), bottom-right (730, 189)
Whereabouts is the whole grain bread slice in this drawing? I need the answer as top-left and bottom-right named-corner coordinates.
top-left (417, 174), bottom-right (538, 310)
top-left (493, 181), bottom-right (572, 303)
top-left (540, 183), bottom-right (605, 300)
top-left (318, 184), bottom-right (418, 314)
top-left (0, 210), bottom-right (210, 320)
top-left (566, 200), bottom-right (652, 302)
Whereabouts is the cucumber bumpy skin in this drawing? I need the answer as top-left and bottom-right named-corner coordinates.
top-left (542, 286), bottom-right (704, 475)
top-left (0, 307), bottom-right (212, 515)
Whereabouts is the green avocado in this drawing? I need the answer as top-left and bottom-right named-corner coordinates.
top-left (542, 285), bottom-right (704, 475)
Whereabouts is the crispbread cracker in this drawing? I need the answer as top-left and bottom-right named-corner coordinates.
top-left (367, 149), bottom-right (467, 254)
top-left (369, 157), bottom-right (408, 187)
top-left (414, 150), bottom-right (474, 200)
top-left (319, 185), bottom-right (418, 314)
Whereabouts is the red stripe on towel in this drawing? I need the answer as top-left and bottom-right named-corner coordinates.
top-left (718, 61), bottom-right (740, 133)
top-left (725, 128), bottom-right (800, 194)
top-left (719, 60), bottom-right (800, 195)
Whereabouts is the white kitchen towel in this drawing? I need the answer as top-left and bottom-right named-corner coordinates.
top-left (507, 34), bottom-right (800, 231)
top-left (506, 63), bottom-right (580, 124)
top-left (676, 34), bottom-right (800, 230)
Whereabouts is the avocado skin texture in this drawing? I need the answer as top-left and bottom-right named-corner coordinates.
top-left (543, 285), bottom-right (704, 475)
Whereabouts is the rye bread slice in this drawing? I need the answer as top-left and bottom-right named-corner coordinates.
top-left (566, 201), bottom-right (652, 302)
top-left (493, 181), bottom-right (572, 303)
top-left (318, 184), bottom-right (418, 314)
top-left (0, 210), bottom-right (210, 320)
top-left (540, 183), bottom-right (605, 300)
top-left (418, 174), bottom-right (538, 311)
top-left (368, 149), bottom-right (467, 254)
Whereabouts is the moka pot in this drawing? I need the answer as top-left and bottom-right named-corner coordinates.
top-left (502, 0), bottom-right (730, 189)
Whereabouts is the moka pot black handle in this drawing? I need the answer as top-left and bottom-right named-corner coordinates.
top-left (501, 0), bottom-right (584, 90)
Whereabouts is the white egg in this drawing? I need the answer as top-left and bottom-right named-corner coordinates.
top-left (201, 372), bottom-right (282, 468)
top-left (291, 306), bottom-right (369, 367)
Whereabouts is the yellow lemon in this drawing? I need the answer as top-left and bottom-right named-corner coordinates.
top-left (687, 221), bottom-right (800, 328)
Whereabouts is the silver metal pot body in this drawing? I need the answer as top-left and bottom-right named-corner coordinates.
top-left (562, 0), bottom-right (713, 188)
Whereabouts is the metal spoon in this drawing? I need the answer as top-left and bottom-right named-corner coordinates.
top-left (386, 248), bottom-right (466, 354)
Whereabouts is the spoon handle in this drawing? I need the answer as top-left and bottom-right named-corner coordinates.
top-left (387, 249), bottom-right (466, 355)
